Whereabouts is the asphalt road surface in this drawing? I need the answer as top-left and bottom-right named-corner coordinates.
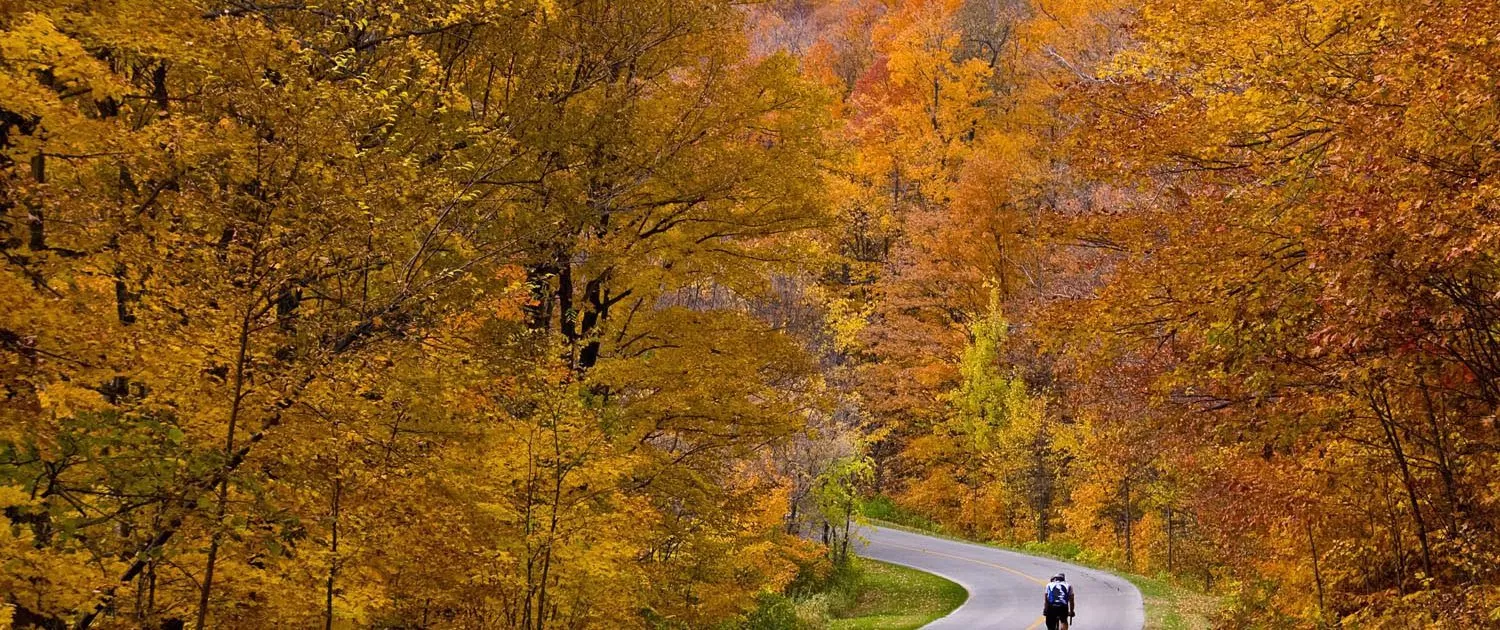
top-left (855, 525), bottom-right (1145, 630)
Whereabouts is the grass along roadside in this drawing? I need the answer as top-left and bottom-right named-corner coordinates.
top-left (860, 497), bottom-right (1217, 629)
top-left (1119, 572), bottom-right (1219, 630)
top-left (827, 559), bottom-right (967, 630)
top-left (742, 557), bottom-right (965, 630)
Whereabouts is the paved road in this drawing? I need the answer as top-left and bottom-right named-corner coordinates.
top-left (855, 525), bottom-right (1145, 630)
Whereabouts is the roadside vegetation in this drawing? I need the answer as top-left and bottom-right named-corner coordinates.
top-left (742, 558), bottom-right (965, 630)
top-left (828, 561), bottom-right (967, 630)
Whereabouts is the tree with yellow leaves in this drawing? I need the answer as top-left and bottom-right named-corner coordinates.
top-left (1, 1), bottom-right (836, 627)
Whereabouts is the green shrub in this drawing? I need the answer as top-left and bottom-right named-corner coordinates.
top-left (784, 552), bottom-right (836, 599)
top-left (823, 557), bottom-right (865, 616)
top-left (742, 593), bottom-right (801, 630)
top-left (1020, 539), bottom-right (1083, 561)
top-left (793, 593), bottom-right (832, 627)
top-left (860, 495), bottom-right (944, 533)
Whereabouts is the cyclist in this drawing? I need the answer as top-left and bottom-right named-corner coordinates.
top-left (1043, 572), bottom-right (1075, 630)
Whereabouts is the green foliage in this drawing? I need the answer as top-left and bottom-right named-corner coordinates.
top-left (742, 559), bottom-right (863, 630)
top-left (1020, 540), bottom-right (1084, 562)
top-left (741, 593), bottom-right (802, 630)
top-left (948, 290), bottom-right (1024, 447)
top-left (813, 455), bottom-right (875, 564)
top-left (859, 496), bottom-right (946, 534)
top-left (898, 293), bottom-right (1064, 543)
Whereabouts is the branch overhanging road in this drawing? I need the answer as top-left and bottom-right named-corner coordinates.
top-left (856, 525), bottom-right (1146, 630)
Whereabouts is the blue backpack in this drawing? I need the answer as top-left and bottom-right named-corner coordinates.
top-left (1046, 582), bottom-right (1069, 608)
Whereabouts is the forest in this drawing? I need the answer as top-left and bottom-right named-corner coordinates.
top-left (1, 0), bottom-right (1497, 627)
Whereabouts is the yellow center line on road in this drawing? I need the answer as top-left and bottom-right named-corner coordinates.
top-left (875, 540), bottom-right (1050, 628)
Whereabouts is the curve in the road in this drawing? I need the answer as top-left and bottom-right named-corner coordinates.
top-left (856, 525), bottom-right (1145, 630)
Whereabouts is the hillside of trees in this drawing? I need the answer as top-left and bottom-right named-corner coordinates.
top-left (2, 0), bottom-right (1497, 627)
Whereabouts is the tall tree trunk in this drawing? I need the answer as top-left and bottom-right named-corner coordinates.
top-left (1418, 379), bottom-right (1464, 544)
top-left (1166, 508), bottom-right (1175, 573)
top-left (1307, 518), bottom-right (1325, 622)
top-left (27, 152), bottom-right (45, 250)
top-left (1123, 476), bottom-right (1133, 569)
top-left (325, 475), bottom-right (342, 630)
top-left (535, 407), bottom-right (565, 630)
top-left (1381, 477), bottom-right (1408, 595)
top-left (841, 506), bottom-right (854, 563)
top-left (1369, 387), bottom-right (1435, 581)
top-left (196, 314), bottom-right (254, 629)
